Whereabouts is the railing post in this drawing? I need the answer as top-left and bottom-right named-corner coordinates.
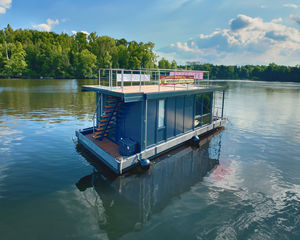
top-left (121, 69), bottom-right (124, 92)
top-left (109, 69), bottom-right (111, 88)
top-left (207, 72), bottom-right (210, 86)
top-left (101, 93), bottom-right (103, 117)
top-left (144, 99), bottom-right (148, 149)
top-left (98, 69), bottom-right (101, 86)
top-left (221, 90), bottom-right (225, 118)
top-left (139, 70), bottom-right (142, 92)
top-left (158, 70), bottom-right (160, 92)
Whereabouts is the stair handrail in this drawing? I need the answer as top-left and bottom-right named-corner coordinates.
top-left (92, 96), bottom-right (101, 136)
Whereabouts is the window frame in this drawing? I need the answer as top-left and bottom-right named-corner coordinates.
top-left (157, 99), bottom-right (165, 129)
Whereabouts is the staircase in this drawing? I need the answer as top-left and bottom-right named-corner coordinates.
top-left (93, 96), bottom-right (122, 140)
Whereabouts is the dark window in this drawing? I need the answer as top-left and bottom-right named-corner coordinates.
top-left (194, 93), bottom-right (212, 127)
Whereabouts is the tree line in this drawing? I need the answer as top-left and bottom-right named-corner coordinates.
top-left (182, 62), bottom-right (300, 82)
top-left (156, 60), bottom-right (300, 83)
top-left (1, 25), bottom-right (299, 82)
top-left (0, 25), bottom-right (156, 78)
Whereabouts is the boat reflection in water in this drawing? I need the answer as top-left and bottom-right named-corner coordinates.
top-left (75, 130), bottom-right (223, 239)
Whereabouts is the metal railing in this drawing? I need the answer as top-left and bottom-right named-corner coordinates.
top-left (97, 68), bottom-right (210, 92)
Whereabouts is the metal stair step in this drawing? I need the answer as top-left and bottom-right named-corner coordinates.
top-left (103, 109), bottom-right (113, 113)
top-left (104, 105), bottom-right (115, 109)
top-left (95, 126), bottom-right (111, 131)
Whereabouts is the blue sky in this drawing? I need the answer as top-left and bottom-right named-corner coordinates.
top-left (1, 0), bottom-right (300, 65)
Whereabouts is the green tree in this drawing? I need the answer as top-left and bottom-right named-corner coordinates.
top-left (117, 44), bottom-right (128, 68)
top-left (73, 49), bottom-right (97, 78)
top-left (171, 60), bottom-right (177, 69)
top-left (73, 32), bottom-right (89, 52)
top-left (103, 51), bottom-right (112, 68)
top-left (128, 56), bottom-right (141, 69)
top-left (2, 41), bottom-right (27, 77)
top-left (158, 58), bottom-right (171, 69)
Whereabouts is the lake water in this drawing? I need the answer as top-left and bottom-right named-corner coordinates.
top-left (0, 79), bottom-right (300, 240)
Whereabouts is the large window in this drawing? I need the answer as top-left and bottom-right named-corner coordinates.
top-left (194, 93), bottom-right (212, 127)
top-left (158, 99), bottom-right (165, 128)
top-left (203, 93), bottom-right (211, 114)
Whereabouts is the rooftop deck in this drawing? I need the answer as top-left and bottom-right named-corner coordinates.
top-left (81, 68), bottom-right (225, 102)
top-left (82, 84), bottom-right (205, 94)
top-left (81, 84), bottom-right (225, 102)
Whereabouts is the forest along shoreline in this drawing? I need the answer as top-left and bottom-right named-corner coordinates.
top-left (1, 25), bottom-right (299, 82)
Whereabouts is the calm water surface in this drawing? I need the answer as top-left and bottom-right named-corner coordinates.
top-left (0, 79), bottom-right (300, 240)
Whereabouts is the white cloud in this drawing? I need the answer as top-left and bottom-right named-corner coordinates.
top-left (0, 0), bottom-right (12, 14)
top-left (32, 18), bottom-right (59, 32)
top-left (283, 3), bottom-right (299, 9)
top-left (158, 14), bottom-right (300, 65)
top-left (71, 30), bottom-right (89, 35)
top-left (81, 31), bottom-right (89, 35)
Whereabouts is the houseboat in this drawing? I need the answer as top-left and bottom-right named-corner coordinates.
top-left (75, 68), bottom-right (226, 174)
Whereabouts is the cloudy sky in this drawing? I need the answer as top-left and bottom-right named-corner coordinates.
top-left (1, 0), bottom-right (300, 65)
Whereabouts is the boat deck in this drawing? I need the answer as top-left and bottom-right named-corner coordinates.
top-left (77, 118), bottom-right (226, 175)
top-left (85, 133), bottom-right (122, 160)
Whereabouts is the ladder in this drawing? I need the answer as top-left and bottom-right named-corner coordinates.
top-left (93, 96), bottom-right (122, 140)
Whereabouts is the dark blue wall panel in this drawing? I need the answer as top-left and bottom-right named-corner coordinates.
top-left (116, 91), bottom-right (214, 151)
top-left (166, 97), bottom-right (176, 139)
top-left (116, 101), bottom-right (142, 152)
top-left (184, 95), bottom-right (194, 132)
top-left (147, 100), bottom-right (157, 146)
top-left (157, 128), bottom-right (165, 142)
top-left (175, 96), bottom-right (184, 135)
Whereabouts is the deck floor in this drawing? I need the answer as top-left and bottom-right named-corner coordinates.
top-left (82, 84), bottom-right (204, 94)
top-left (85, 133), bottom-right (122, 160)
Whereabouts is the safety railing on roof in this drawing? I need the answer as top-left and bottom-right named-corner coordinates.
top-left (97, 68), bottom-right (210, 92)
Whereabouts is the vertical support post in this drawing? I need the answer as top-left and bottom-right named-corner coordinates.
top-left (201, 94), bottom-right (204, 126)
top-left (111, 69), bottom-right (113, 88)
top-left (144, 99), bottom-right (148, 149)
top-left (100, 93), bottom-right (103, 117)
top-left (174, 70), bottom-right (177, 91)
top-left (93, 93), bottom-right (101, 137)
top-left (158, 70), bottom-right (160, 92)
top-left (139, 70), bottom-right (142, 92)
top-left (98, 69), bottom-right (101, 86)
top-left (192, 94), bottom-right (195, 131)
top-left (131, 71), bottom-right (133, 86)
top-left (121, 69), bottom-right (124, 92)
top-left (213, 91), bottom-right (216, 120)
top-left (209, 92), bottom-right (213, 124)
top-left (207, 72), bottom-right (210, 87)
top-left (221, 90), bottom-right (225, 118)
top-left (116, 70), bottom-right (118, 88)
top-left (109, 69), bottom-right (111, 88)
